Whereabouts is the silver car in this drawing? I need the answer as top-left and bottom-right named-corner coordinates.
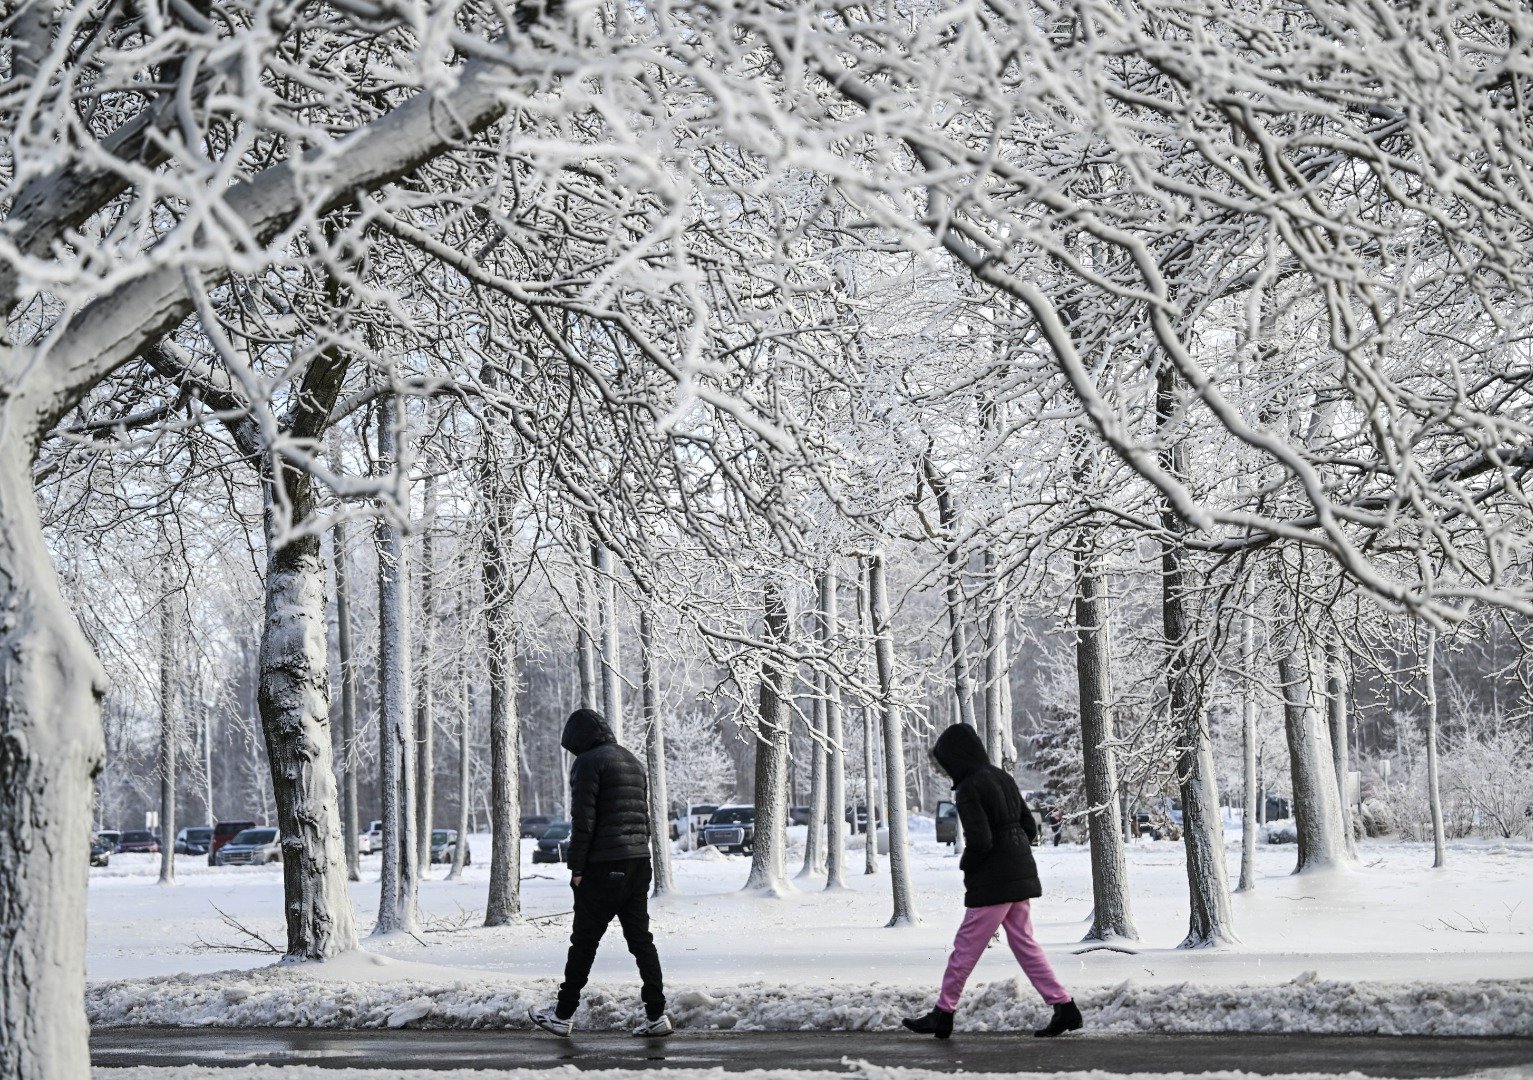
top-left (428, 828), bottom-right (471, 865)
top-left (215, 827), bottom-right (281, 866)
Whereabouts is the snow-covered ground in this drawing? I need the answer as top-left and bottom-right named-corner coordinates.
top-left (86, 822), bottom-right (1533, 1036)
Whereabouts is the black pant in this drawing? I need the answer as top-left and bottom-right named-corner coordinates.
top-left (557, 857), bottom-right (665, 1020)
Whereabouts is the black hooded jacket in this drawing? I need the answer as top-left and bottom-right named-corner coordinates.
top-left (932, 723), bottom-right (1041, 907)
top-left (562, 708), bottom-right (652, 872)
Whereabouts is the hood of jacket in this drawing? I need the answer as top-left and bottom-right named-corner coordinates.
top-left (932, 723), bottom-right (991, 785)
top-left (562, 708), bottom-right (616, 755)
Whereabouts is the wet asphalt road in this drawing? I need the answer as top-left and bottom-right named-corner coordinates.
top-left (89, 1027), bottom-right (1533, 1075)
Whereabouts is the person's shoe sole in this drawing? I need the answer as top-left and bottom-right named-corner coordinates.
top-left (1033, 1020), bottom-right (1083, 1038)
top-left (528, 1008), bottom-right (573, 1038)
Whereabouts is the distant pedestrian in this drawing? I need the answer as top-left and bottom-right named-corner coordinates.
top-left (529, 709), bottom-right (672, 1038)
top-left (903, 724), bottom-right (1082, 1040)
top-left (1046, 805), bottom-right (1064, 847)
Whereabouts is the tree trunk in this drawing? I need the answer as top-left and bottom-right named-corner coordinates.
top-left (449, 577), bottom-right (472, 882)
top-left (1070, 515), bottom-right (1136, 941)
top-left (1326, 639), bottom-right (1357, 860)
top-left (158, 557), bottom-right (178, 886)
top-left (819, 569), bottom-right (848, 891)
top-left (374, 408), bottom-right (418, 934)
top-left (483, 475), bottom-right (521, 926)
top-left (0, 440), bottom-right (108, 1078)
top-left (1237, 607), bottom-right (1258, 893)
top-left (640, 607), bottom-right (676, 895)
top-left (330, 513), bottom-right (362, 883)
top-left (745, 580), bottom-right (791, 895)
top-left (415, 474), bottom-right (437, 876)
top-left (862, 699), bottom-right (879, 875)
top-left (1278, 641), bottom-right (1349, 872)
top-left (575, 555), bottom-right (598, 712)
top-left (798, 680), bottom-right (828, 879)
top-left (926, 462), bottom-right (971, 857)
top-left (983, 554), bottom-right (1013, 772)
top-left (1159, 372), bottom-right (1238, 948)
top-left (866, 554), bottom-right (920, 926)
top-left (594, 544), bottom-right (623, 742)
top-left (1423, 628), bottom-right (1446, 868)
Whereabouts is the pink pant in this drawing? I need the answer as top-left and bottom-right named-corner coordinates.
top-left (937, 900), bottom-right (1071, 1010)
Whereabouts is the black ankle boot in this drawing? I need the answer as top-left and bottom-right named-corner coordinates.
top-left (1033, 999), bottom-right (1083, 1038)
top-left (902, 1006), bottom-right (954, 1039)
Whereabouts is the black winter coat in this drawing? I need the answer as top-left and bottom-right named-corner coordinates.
top-left (562, 709), bottom-right (653, 872)
top-left (932, 723), bottom-right (1041, 907)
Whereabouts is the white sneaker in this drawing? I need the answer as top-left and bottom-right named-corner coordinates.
top-left (528, 1004), bottom-right (573, 1037)
top-left (633, 1013), bottom-right (673, 1037)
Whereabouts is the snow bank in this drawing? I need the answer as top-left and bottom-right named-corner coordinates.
top-left (87, 967), bottom-right (1533, 1037)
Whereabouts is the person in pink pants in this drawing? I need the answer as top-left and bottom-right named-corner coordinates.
top-left (904, 724), bottom-right (1083, 1040)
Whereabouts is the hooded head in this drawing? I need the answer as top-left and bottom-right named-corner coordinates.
top-left (562, 708), bottom-right (616, 755)
top-left (931, 723), bottom-right (990, 784)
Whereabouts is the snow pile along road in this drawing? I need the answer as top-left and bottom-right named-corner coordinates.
top-left (87, 967), bottom-right (1533, 1037)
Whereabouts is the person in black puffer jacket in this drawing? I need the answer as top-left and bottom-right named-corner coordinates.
top-left (902, 723), bottom-right (1083, 1041)
top-left (529, 709), bottom-right (671, 1038)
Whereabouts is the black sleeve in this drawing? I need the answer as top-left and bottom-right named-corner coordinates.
top-left (956, 783), bottom-right (992, 872)
top-left (566, 755), bottom-right (601, 872)
top-left (1018, 789), bottom-right (1039, 844)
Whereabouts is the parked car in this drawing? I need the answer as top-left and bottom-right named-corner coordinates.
top-left (429, 828), bottom-right (471, 864)
top-left (175, 826), bottom-right (214, 855)
top-left (95, 830), bottom-right (121, 853)
top-left (1133, 812), bottom-right (1164, 841)
top-left (669, 804), bottom-right (718, 841)
top-left (215, 827), bottom-right (281, 866)
top-left (520, 815), bottom-right (552, 839)
top-left (532, 821), bottom-right (572, 864)
top-left (701, 805), bottom-right (756, 855)
top-left (788, 805), bottom-right (813, 827)
top-left (846, 804), bottom-right (883, 835)
top-left (935, 800), bottom-right (958, 845)
top-left (89, 836), bottom-right (111, 867)
top-left (117, 830), bottom-right (161, 854)
top-left (207, 819), bottom-right (258, 865)
top-left (359, 819), bottom-right (384, 856)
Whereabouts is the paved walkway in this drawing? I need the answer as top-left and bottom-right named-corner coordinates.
top-left (90, 1027), bottom-right (1533, 1075)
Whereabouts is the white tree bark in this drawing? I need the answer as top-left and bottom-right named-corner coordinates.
top-left (862, 699), bottom-right (880, 875)
top-left (1325, 638), bottom-right (1358, 861)
top-left (798, 682), bottom-right (828, 879)
top-left (865, 553), bottom-right (920, 927)
top-left (449, 576), bottom-right (472, 882)
top-left (1237, 607), bottom-right (1258, 893)
top-left (818, 569), bottom-right (848, 891)
top-left (983, 561), bottom-right (1007, 769)
top-left (745, 580), bottom-right (791, 895)
top-left (330, 512), bottom-right (362, 884)
top-left (1277, 642), bottom-right (1349, 872)
top-left (482, 515), bottom-right (521, 925)
top-left (1423, 627), bottom-right (1447, 869)
top-left (575, 552), bottom-right (598, 712)
top-left (640, 606), bottom-right (676, 894)
top-left (925, 461), bottom-right (970, 857)
top-left (158, 556), bottom-right (179, 887)
top-left (415, 473), bottom-right (438, 876)
top-left (375, 406), bottom-right (418, 934)
top-left (0, 438), bottom-right (106, 1078)
top-left (594, 544), bottom-right (623, 743)
top-left (1070, 518), bottom-right (1137, 941)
